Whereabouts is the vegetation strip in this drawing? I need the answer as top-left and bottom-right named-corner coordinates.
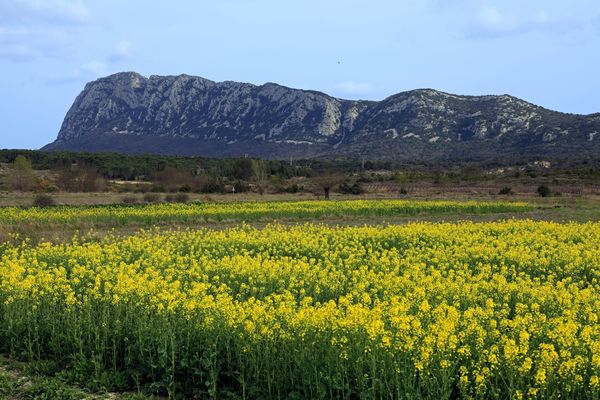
top-left (0, 199), bottom-right (533, 228)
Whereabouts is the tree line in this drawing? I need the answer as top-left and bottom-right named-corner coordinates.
top-left (0, 150), bottom-right (598, 197)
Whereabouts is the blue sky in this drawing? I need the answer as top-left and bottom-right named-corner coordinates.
top-left (1, 0), bottom-right (599, 149)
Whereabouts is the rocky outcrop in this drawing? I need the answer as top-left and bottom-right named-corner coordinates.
top-left (44, 72), bottom-right (600, 161)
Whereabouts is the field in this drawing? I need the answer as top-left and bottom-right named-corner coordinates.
top-left (0, 199), bottom-right (599, 399)
top-left (0, 199), bottom-right (533, 227)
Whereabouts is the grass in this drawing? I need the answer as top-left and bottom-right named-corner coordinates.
top-left (0, 356), bottom-right (162, 400)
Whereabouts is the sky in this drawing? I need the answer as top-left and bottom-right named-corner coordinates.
top-left (0, 0), bottom-right (599, 149)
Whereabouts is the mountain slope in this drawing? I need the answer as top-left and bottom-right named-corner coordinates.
top-left (43, 72), bottom-right (600, 160)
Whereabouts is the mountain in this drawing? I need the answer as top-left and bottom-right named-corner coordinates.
top-left (43, 72), bottom-right (600, 161)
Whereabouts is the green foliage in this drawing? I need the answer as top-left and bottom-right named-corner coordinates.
top-left (7, 155), bottom-right (36, 191)
top-left (120, 394), bottom-right (158, 400)
top-left (537, 184), bottom-right (551, 197)
top-left (16, 377), bottom-right (81, 400)
top-left (13, 155), bottom-right (33, 171)
top-left (338, 181), bottom-right (363, 195)
top-left (0, 150), bottom-right (308, 182)
top-left (230, 158), bottom-right (254, 180)
top-left (281, 183), bottom-right (301, 193)
top-left (251, 159), bottom-right (269, 194)
top-left (0, 150), bottom-right (598, 196)
top-left (57, 355), bottom-right (130, 393)
top-left (0, 372), bottom-right (14, 398)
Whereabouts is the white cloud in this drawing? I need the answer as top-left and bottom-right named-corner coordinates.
top-left (47, 40), bottom-right (133, 84)
top-left (426, 1), bottom-right (597, 39)
top-left (466, 5), bottom-right (583, 38)
top-left (80, 60), bottom-right (108, 76)
top-left (334, 81), bottom-right (373, 95)
top-left (109, 40), bottom-right (132, 62)
top-left (0, 25), bottom-right (72, 60)
top-left (533, 10), bottom-right (550, 24)
top-left (46, 59), bottom-right (110, 85)
top-left (0, 0), bottom-right (90, 25)
top-left (0, 43), bottom-right (38, 61)
top-left (478, 5), bottom-right (506, 29)
top-left (0, 0), bottom-right (89, 62)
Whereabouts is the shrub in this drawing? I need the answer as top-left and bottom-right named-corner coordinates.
top-left (164, 193), bottom-right (189, 203)
top-left (498, 187), bottom-right (512, 195)
top-left (143, 193), bottom-right (161, 203)
top-left (32, 194), bottom-right (56, 207)
top-left (194, 176), bottom-right (226, 193)
top-left (339, 182), bottom-right (363, 195)
top-left (175, 193), bottom-right (190, 203)
top-left (121, 195), bottom-right (138, 204)
top-left (356, 175), bottom-right (374, 183)
top-left (179, 184), bottom-right (192, 193)
top-left (8, 155), bottom-right (36, 191)
top-left (283, 184), bottom-right (300, 193)
top-left (231, 180), bottom-right (250, 193)
top-left (537, 185), bottom-right (551, 197)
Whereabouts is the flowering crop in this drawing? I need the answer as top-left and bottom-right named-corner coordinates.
top-left (0, 220), bottom-right (598, 399)
top-left (0, 199), bottom-right (532, 228)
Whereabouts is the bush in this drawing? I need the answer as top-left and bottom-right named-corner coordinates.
top-left (143, 193), bottom-right (161, 203)
top-left (32, 194), bottom-right (56, 207)
top-left (339, 182), bottom-right (363, 195)
top-left (194, 176), bottom-right (226, 193)
top-left (498, 187), bottom-right (512, 195)
top-left (537, 185), bottom-right (551, 197)
top-left (164, 193), bottom-right (189, 203)
top-left (121, 195), bottom-right (138, 204)
top-left (175, 193), bottom-right (190, 203)
top-left (283, 184), bottom-right (300, 193)
top-left (231, 180), bottom-right (250, 193)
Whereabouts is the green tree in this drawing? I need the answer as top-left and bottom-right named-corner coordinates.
top-left (537, 184), bottom-right (551, 197)
top-left (314, 172), bottom-right (343, 200)
top-left (251, 159), bottom-right (269, 195)
top-left (8, 155), bottom-right (36, 191)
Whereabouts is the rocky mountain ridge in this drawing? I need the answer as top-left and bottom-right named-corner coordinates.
top-left (43, 72), bottom-right (600, 161)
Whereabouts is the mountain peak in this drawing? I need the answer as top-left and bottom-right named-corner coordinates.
top-left (44, 73), bottom-right (600, 161)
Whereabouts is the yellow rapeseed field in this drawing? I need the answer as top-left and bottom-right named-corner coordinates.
top-left (0, 219), bottom-right (598, 398)
top-left (0, 199), bottom-right (533, 227)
